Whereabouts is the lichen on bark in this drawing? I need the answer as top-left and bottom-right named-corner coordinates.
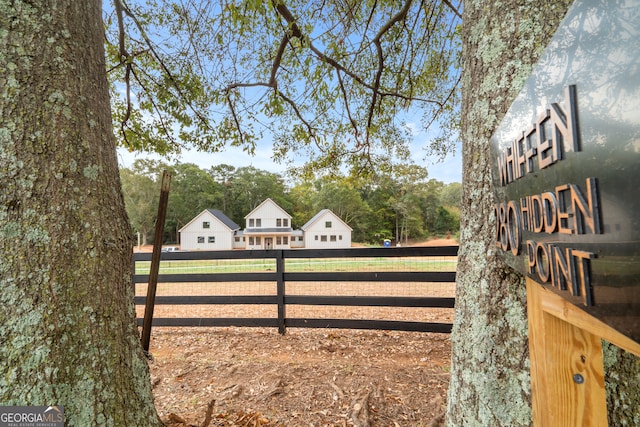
top-left (446, 1), bottom-right (573, 425)
top-left (448, 0), bottom-right (639, 425)
top-left (0, 1), bottom-right (161, 425)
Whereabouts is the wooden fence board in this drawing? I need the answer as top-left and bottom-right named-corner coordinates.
top-left (133, 246), bottom-right (457, 334)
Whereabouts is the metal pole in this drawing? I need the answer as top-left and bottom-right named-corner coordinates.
top-left (141, 170), bottom-right (171, 352)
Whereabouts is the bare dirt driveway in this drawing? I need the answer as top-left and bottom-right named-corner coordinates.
top-left (145, 239), bottom-right (456, 427)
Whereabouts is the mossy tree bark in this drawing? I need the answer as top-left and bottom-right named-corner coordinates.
top-left (448, 0), bottom-right (640, 425)
top-left (0, 1), bottom-right (161, 425)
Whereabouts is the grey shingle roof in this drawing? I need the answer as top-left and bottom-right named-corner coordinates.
top-left (207, 209), bottom-right (240, 230)
top-left (301, 209), bottom-right (330, 230)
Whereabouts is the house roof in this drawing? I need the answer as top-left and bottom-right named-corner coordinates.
top-left (244, 198), bottom-right (292, 219)
top-left (178, 209), bottom-right (240, 232)
top-left (301, 209), bottom-right (329, 230)
top-left (207, 209), bottom-right (240, 230)
top-left (301, 209), bottom-right (353, 231)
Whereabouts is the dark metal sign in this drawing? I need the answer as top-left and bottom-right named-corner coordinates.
top-left (490, 0), bottom-right (640, 343)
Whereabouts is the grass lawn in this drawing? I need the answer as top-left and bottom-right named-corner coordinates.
top-left (134, 256), bottom-right (458, 275)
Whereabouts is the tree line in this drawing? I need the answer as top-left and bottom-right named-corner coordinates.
top-left (120, 160), bottom-right (461, 246)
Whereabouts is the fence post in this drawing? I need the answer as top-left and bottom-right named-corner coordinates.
top-left (141, 170), bottom-right (171, 352)
top-left (276, 250), bottom-right (286, 335)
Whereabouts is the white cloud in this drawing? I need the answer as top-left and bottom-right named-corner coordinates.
top-left (403, 122), bottom-right (421, 137)
top-left (117, 145), bottom-right (287, 173)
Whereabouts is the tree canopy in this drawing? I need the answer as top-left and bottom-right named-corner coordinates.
top-left (104, 0), bottom-right (461, 176)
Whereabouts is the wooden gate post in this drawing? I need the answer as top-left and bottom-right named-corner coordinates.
top-left (141, 170), bottom-right (172, 353)
top-left (527, 278), bottom-right (640, 426)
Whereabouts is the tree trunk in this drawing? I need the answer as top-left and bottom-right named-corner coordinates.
top-left (448, 0), bottom-right (640, 425)
top-left (0, 2), bottom-right (162, 425)
top-left (446, 1), bottom-right (574, 425)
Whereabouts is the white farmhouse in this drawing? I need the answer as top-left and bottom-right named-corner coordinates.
top-left (290, 229), bottom-right (305, 248)
top-left (179, 201), bottom-right (353, 250)
top-left (179, 209), bottom-right (240, 251)
top-left (243, 198), bottom-right (293, 249)
top-left (301, 209), bottom-right (352, 249)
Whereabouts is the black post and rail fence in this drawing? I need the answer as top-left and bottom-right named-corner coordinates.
top-left (134, 245), bottom-right (457, 348)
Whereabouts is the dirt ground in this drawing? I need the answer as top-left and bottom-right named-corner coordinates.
top-left (144, 238), bottom-right (456, 427)
top-left (148, 327), bottom-right (451, 427)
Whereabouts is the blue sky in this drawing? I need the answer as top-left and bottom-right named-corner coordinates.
top-left (117, 121), bottom-right (462, 183)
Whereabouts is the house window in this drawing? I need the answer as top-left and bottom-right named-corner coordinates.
top-left (283, 218), bottom-right (289, 227)
top-left (256, 218), bottom-right (262, 227)
top-left (321, 235), bottom-right (327, 242)
top-left (235, 237), bottom-right (240, 242)
top-left (325, 221), bottom-right (332, 228)
top-left (249, 237), bottom-right (255, 245)
top-left (276, 237), bottom-right (282, 245)
top-left (256, 237), bottom-right (261, 244)
top-left (208, 236), bottom-right (215, 243)
top-left (249, 218), bottom-right (255, 227)
top-left (299, 236), bottom-right (304, 241)
top-left (276, 218), bottom-right (282, 227)
top-left (339, 235), bottom-right (343, 240)
top-left (197, 236), bottom-right (205, 244)
top-left (283, 236), bottom-right (288, 245)
top-left (315, 235), bottom-right (318, 240)
top-left (330, 235), bottom-right (337, 242)
top-left (203, 221), bottom-right (210, 229)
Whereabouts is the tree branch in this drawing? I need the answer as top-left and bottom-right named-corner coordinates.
top-left (223, 0), bottom-right (449, 151)
top-left (106, 49), bottom-right (150, 74)
top-left (368, 0), bottom-right (413, 133)
top-left (114, 0), bottom-right (128, 58)
top-left (337, 70), bottom-right (359, 138)
top-left (119, 0), bottom-right (212, 132)
top-left (441, 0), bottom-right (462, 19)
top-left (225, 92), bottom-right (245, 147)
top-left (114, 0), bottom-right (133, 144)
top-left (130, 66), bottom-right (182, 150)
top-left (276, 89), bottom-right (316, 139)
top-left (270, 34), bottom-right (290, 88)
top-left (270, 1), bottom-right (373, 91)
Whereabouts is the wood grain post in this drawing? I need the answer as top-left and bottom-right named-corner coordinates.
top-left (527, 278), bottom-right (640, 426)
top-left (141, 170), bottom-right (172, 353)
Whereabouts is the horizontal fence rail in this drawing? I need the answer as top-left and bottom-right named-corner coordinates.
top-left (133, 246), bottom-right (458, 334)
